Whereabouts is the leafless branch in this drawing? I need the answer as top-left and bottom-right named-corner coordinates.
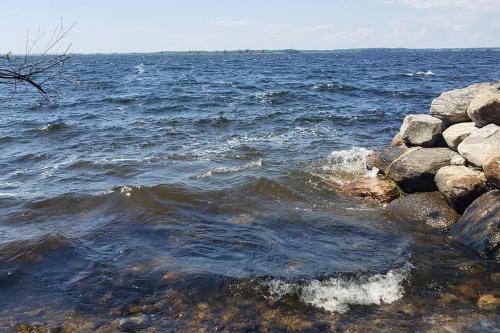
top-left (0, 21), bottom-right (75, 101)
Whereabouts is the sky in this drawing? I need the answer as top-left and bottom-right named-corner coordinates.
top-left (1, 0), bottom-right (500, 53)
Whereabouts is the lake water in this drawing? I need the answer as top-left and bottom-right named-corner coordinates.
top-left (1, 49), bottom-right (499, 332)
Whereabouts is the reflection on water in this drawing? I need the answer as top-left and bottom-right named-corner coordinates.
top-left (1, 50), bottom-right (500, 331)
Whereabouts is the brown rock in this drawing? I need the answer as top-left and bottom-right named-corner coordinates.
top-left (434, 166), bottom-right (486, 213)
top-left (390, 132), bottom-right (408, 148)
top-left (483, 153), bottom-right (500, 188)
top-left (467, 92), bottom-right (500, 127)
top-left (477, 294), bottom-right (500, 310)
top-left (340, 176), bottom-right (401, 203)
top-left (385, 192), bottom-right (460, 229)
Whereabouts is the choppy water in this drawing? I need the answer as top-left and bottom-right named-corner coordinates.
top-left (1, 49), bottom-right (499, 332)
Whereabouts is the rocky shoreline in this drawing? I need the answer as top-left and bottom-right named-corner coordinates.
top-left (342, 82), bottom-right (500, 261)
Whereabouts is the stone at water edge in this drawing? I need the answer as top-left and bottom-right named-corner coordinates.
top-left (442, 122), bottom-right (477, 151)
top-left (366, 146), bottom-right (412, 173)
top-left (430, 82), bottom-right (500, 125)
top-left (340, 176), bottom-right (401, 203)
top-left (385, 147), bottom-right (459, 193)
top-left (390, 132), bottom-right (407, 148)
top-left (434, 166), bottom-right (486, 214)
top-left (450, 190), bottom-right (500, 260)
top-left (400, 114), bottom-right (443, 146)
top-left (467, 91), bottom-right (500, 127)
top-left (477, 294), bottom-right (500, 311)
top-left (385, 192), bottom-right (460, 229)
top-left (457, 124), bottom-right (500, 167)
top-left (483, 153), bottom-right (500, 188)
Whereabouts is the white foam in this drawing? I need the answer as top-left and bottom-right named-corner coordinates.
top-left (323, 147), bottom-right (373, 175)
top-left (264, 263), bottom-right (411, 314)
top-left (196, 159), bottom-right (262, 179)
top-left (404, 70), bottom-right (434, 77)
top-left (135, 63), bottom-right (145, 74)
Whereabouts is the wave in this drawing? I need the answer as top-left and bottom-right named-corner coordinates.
top-left (262, 263), bottom-right (412, 313)
top-left (311, 82), bottom-right (358, 92)
top-left (38, 121), bottom-right (68, 132)
top-left (403, 70), bottom-right (435, 77)
top-left (195, 159), bottom-right (262, 179)
top-left (135, 63), bottom-right (145, 74)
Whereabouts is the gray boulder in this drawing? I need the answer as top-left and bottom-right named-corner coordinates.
top-left (483, 153), bottom-right (500, 188)
top-left (467, 92), bottom-right (500, 127)
top-left (457, 124), bottom-right (500, 167)
top-left (442, 122), bottom-right (477, 151)
top-left (450, 190), bottom-right (500, 260)
top-left (400, 114), bottom-right (443, 146)
top-left (430, 82), bottom-right (500, 125)
top-left (451, 154), bottom-right (466, 166)
top-left (385, 192), bottom-right (460, 229)
top-left (366, 146), bottom-right (411, 173)
top-left (385, 147), bottom-right (458, 193)
top-left (434, 166), bottom-right (486, 213)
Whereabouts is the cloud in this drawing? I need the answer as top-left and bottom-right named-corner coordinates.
top-left (374, 0), bottom-right (500, 10)
top-left (214, 20), bottom-right (258, 28)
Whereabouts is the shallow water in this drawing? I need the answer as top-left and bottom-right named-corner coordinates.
top-left (0, 50), bottom-right (499, 332)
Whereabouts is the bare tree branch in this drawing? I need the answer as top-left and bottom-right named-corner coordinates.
top-left (0, 21), bottom-right (75, 101)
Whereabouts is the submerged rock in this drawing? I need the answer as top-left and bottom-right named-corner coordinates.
top-left (442, 122), bottom-right (477, 151)
top-left (483, 153), bottom-right (500, 189)
top-left (385, 148), bottom-right (458, 193)
top-left (340, 176), bottom-right (401, 203)
top-left (430, 82), bottom-right (500, 125)
top-left (467, 92), bottom-right (500, 127)
top-left (477, 294), bottom-right (500, 311)
top-left (457, 124), bottom-right (500, 167)
top-left (400, 114), bottom-right (443, 146)
top-left (385, 192), bottom-right (460, 229)
top-left (450, 190), bottom-right (500, 260)
top-left (434, 166), bottom-right (486, 213)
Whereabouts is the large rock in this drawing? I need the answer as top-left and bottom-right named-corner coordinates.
top-left (434, 166), bottom-right (486, 213)
top-left (400, 114), bottom-right (443, 146)
top-left (366, 146), bottom-right (411, 173)
top-left (442, 122), bottom-right (477, 151)
top-left (385, 192), bottom-right (460, 229)
top-left (483, 153), bottom-right (500, 188)
top-left (450, 190), bottom-right (500, 260)
top-left (390, 132), bottom-right (407, 148)
top-left (340, 176), bottom-right (401, 203)
top-left (430, 82), bottom-right (500, 125)
top-left (457, 124), bottom-right (500, 167)
top-left (467, 92), bottom-right (500, 127)
top-left (385, 147), bottom-right (458, 193)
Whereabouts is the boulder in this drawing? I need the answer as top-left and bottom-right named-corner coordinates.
top-left (442, 122), bottom-right (477, 151)
top-left (385, 147), bottom-right (458, 192)
top-left (450, 190), bottom-right (500, 260)
top-left (477, 294), bottom-right (500, 311)
top-left (430, 82), bottom-right (500, 125)
top-left (366, 146), bottom-right (410, 173)
top-left (399, 114), bottom-right (443, 146)
top-left (467, 92), bottom-right (500, 127)
top-left (457, 124), bottom-right (500, 167)
top-left (385, 192), bottom-right (460, 229)
top-left (434, 166), bottom-right (486, 213)
top-left (340, 176), bottom-right (401, 203)
top-left (483, 153), bottom-right (500, 188)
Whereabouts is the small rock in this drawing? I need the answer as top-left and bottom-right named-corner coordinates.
top-left (385, 147), bottom-right (458, 193)
top-left (450, 190), bottom-right (500, 259)
top-left (442, 122), bottom-right (477, 151)
top-left (467, 92), bottom-right (500, 127)
top-left (477, 294), bottom-right (500, 310)
top-left (385, 192), bottom-right (460, 229)
top-left (115, 315), bottom-right (149, 331)
top-left (430, 82), bottom-right (500, 125)
top-left (483, 153), bottom-right (500, 188)
top-left (400, 114), bottom-right (443, 146)
top-left (434, 166), bottom-right (486, 213)
top-left (390, 132), bottom-right (408, 148)
top-left (457, 124), bottom-right (500, 166)
top-left (451, 155), bottom-right (466, 166)
top-left (340, 176), bottom-right (401, 203)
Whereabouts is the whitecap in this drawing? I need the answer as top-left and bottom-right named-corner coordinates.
top-left (135, 63), bottom-right (145, 74)
top-left (403, 70), bottom-right (434, 77)
top-left (263, 263), bottom-right (412, 314)
top-left (195, 159), bottom-right (262, 179)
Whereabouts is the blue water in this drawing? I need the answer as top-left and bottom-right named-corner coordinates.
top-left (0, 49), bottom-right (499, 331)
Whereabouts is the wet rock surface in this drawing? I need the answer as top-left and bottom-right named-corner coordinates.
top-left (340, 176), bottom-right (401, 203)
top-left (385, 192), bottom-right (460, 229)
top-left (450, 190), bottom-right (500, 259)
